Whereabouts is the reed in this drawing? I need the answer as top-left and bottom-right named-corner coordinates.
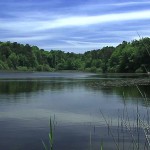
top-left (42, 117), bottom-right (54, 150)
top-left (42, 87), bottom-right (149, 150)
top-left (100, 139), bottom-right (103, 150)
top-left (100, 86), bottom-right (150, 150)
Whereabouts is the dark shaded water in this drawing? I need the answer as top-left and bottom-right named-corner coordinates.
top-left (0, 72), bottom-right (150, 150)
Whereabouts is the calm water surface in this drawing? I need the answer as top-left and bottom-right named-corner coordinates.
top-left (0, 72), bottom-right (150, 150)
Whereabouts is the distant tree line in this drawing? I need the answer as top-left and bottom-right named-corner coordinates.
top-left (0, 37), bottom-right (150, 73)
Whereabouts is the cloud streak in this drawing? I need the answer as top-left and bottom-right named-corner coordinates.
top-left (0, 0), bottom-right (150, 52)
top-left (112, 1), bottom-right (150, 6)
top-left (1, 10), bottom-right (150, 33)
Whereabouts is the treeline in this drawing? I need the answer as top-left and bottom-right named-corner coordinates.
top-left (0, 37), bottom-right (150, 73)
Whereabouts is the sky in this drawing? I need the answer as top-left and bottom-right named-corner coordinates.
top-left (0, 0), bottom-right (150, 53)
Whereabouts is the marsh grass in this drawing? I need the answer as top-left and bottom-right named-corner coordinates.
top-left (42, 117), bottom-right (55, 150)
top-left (42, 87), bottom-right (150, 150)
top-left (100, 139), bottom-right (103, 150)
top-left (100, 86), bottom-right (150, 150)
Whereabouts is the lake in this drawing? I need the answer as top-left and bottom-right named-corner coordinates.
top-left (0, 72), bottom-right (150, 150)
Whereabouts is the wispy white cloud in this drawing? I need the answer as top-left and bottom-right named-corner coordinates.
top-left (1, 35), bottom-right (52, 42)
top-left (112, 1), bottom-right (150, 6)
top-left (39, 40), bottom-right (118, 53)
top-left (74, 1), bottom-right (150, 13)
top-left (38, 10), bottom-right (150, 30)
top-left (1, 0), bottom-right (150, 52)
top-left (1, 10), bottom-right (150, 33)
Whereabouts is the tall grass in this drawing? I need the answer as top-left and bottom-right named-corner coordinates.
top-left (42, 117), bottom-right (55, 150)
top-left (42, 87), bottom-right (150, 150)
top-left (100, 139), bottom-right (103, 150)
top-left (100, 86), bottom-right (150, 150)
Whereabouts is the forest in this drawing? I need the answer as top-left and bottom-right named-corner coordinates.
top-left (0, 37), bottom-right (150, 73)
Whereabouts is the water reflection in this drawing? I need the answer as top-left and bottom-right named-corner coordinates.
top-left (0, 78), bottom-right (150, 105)
top-left (0, 72), bottom-right (150, 150)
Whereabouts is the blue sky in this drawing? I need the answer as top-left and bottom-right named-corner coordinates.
top-left (0, 0), bottom-right (150, 53)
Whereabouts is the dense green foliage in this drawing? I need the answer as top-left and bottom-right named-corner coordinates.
top-left (0, 38), bottom-right (150, 72)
